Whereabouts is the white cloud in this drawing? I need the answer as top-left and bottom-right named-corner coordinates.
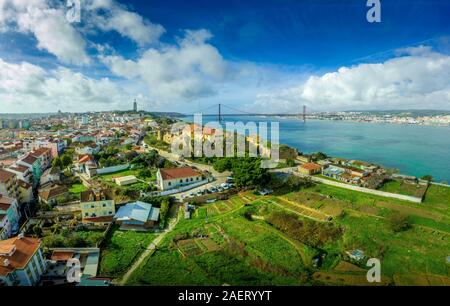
top-left (0, 0), bottom-right (165, 65)
top-left (86, 0), bottom-right (165, 46)
top-left (101, 29), bottom-right (228, 102)
top-left (0, 0), bottom-right (90, 65)
top-left (255, 47), bottom-right (450, 112)
top-left (0, 58), bottom-right (149, 112)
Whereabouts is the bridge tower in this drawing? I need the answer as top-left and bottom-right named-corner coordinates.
top-left (218, 103), bottom-right (222, 123)
top-left (302, 105), bottom-right (306, 122)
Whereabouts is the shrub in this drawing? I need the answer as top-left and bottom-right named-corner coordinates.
top-left (389, 214), bottom-right (411, 232)
top-left (266, 212), bottom-right (342, 248)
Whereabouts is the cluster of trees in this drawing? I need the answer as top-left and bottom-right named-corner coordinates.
top-left (52, 154), bottom-right (73, 169)
top-left (96, 145), bottom-right (122, 167)
top-left (130, 150), bottom-right (170, 169)
top-left (266, 212), bottom-right (342, 248)
top-left (213, 157), bottom-right (270, 188)
top-left (144, 133), bottom-right (169, 150)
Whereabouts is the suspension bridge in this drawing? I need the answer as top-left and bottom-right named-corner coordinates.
top-left (182, 103), bottom-right (336, 123)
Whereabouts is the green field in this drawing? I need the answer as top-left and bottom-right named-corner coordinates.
top-left (98, 168), bottom-right (156, 183)
top-left (99, 226), bottom-right (157, 278)
top-left (124, 184), bottom-right (450, 286)
top-left (378, 179), bottom-right (428, 198)
top-left (69, 183), bottom-right (88, 194)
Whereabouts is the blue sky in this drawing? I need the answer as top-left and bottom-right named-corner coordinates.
top-left (1, 0), bottom-right (450, 113)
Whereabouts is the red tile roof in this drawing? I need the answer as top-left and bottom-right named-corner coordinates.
top-left (159, 167), bottom-right (202, 180)
top-left (83, 216), bottom-right (114, 223)
top-left (8, 165), bottom-right (29, 173)
top-left (0, 169), bottom-right (15, 183)
top-left (300, 163), bottom-right (322, 171)
top-left (50, 251), bottom-right (74, 261)
top-left (0, 237), bottom-right (41, 276)
top-left (20, 155), bottom-right (38, 165)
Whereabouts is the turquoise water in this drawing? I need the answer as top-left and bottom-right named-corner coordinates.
top-left (181, 115), bottom-right (450, 183)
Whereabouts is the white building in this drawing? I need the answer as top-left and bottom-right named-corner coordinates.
top-left (156, 167), bottom-right (203, 191)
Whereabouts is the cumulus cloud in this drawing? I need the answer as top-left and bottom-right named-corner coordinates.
top-left (0, 58), bottom-right (148, 112)
top-left (0, 0), bottom-right (90, 65)
top-left (255, 47), bottom-right (450, 112)
top-left (86, 0), bottom-right (165, 46)
top-left (0, 0), bottom-right (165, 64)
top-left (100, 29), bottom-right (228, 102)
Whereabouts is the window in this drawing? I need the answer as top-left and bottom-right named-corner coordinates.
top-left (168, 182), bottom-right (171, 186)
top-left (85, 213), bottom-right (88, 216)
top-left (196, 177), bottom-right (199, 180)
top-left (180, 179), bottom-right (182, 183)
top-left (103, 203), bottom-right (106, 207)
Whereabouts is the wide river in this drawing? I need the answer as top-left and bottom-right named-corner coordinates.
top-left (181, 115), bottom-right (450, 183)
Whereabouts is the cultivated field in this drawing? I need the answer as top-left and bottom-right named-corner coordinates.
top-left (122, 183), bottom-right (450, 286)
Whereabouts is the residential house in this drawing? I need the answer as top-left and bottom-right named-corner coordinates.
top-left (296, 154), bottom-right (312, 164)
top-left (75, 143), bottom-right (101, 155)
top-left (76, 154), bottom-right (97, 178)
top-left (38, 183), bottom-right (69, 205)
top-left (6, 165), bottom-right (32, 184)
top-left (0, 195), bottom-right (20, 240)
top-left (40, 167), bottom-right (61, 186)
top-left (44, 248), bottom-right (101, 285)
top-left (298, 163), bottom-right (322, 175)
top-left (17, 180), bottom-right (33, 205)
top-left (156, 167), bottom-right (203, 191)
top-left (80, 190), bottom-right (115, 226)
top-left (17, 154), bottom-right (42, 187)
top-left (30, 147), bottom-right (52, 171)
top-left (114, 201), bottom-right (160, 230)
top-left (0, 236), bottom-right (47, 286)
top-left (0, 169), bottom-right (20, 200)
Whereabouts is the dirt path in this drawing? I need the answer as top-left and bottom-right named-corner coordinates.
top-left (117, 207), bottom-right (181, 285)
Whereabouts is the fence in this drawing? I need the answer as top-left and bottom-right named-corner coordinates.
top-left (144, 178), bottom-right (213, 197)
top-left (96, 164), bottom-right (129, 175)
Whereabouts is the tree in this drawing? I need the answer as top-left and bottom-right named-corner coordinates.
top-left (52, 157), bottom-right (63, 169)
top-left (421, 175), bottom-right (433, 182)
top-left (61, 154), bottom-right (73, 168)
top-left (159, 199), bottom-right (170, 229)
top-left (312, 152), bottom-right (327, 161)
top-left (33, 225), bottom-right (43, 237)
top-left (231, 158), bottom-right (270, 188)
top-left (213, 158), bottom-right (233, 173)
top-left (286, 175), bottom-right (313, 190)
top-left (138, 169), bottom-right (153, 179)
top-left (389, 214), bottom-right (411, 232)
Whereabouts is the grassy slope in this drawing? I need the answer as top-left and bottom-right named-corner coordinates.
top-left (125, 183), bottom-right (450, 286)
top-left (99, 226), bottom-right (157, 278)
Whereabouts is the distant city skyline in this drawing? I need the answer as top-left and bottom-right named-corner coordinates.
top-left (1, 0), bottom-right (450, 113)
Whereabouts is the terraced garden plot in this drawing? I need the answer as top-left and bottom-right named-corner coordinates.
top-left (177, 239), bottom-right (204, 257)
top-left (266, 198), bottom-right (331, 222)
top-left (199, 238), bottom-right (221, 252)
top-left (223, 200), bottom-right (234, 209)
top-left (312, 271), bottom-right (390, 286)
top-left (393, 273), bottom-right (450, 286)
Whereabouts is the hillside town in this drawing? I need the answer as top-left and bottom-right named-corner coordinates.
top-left (0, 107), bottom-right (448, 287)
